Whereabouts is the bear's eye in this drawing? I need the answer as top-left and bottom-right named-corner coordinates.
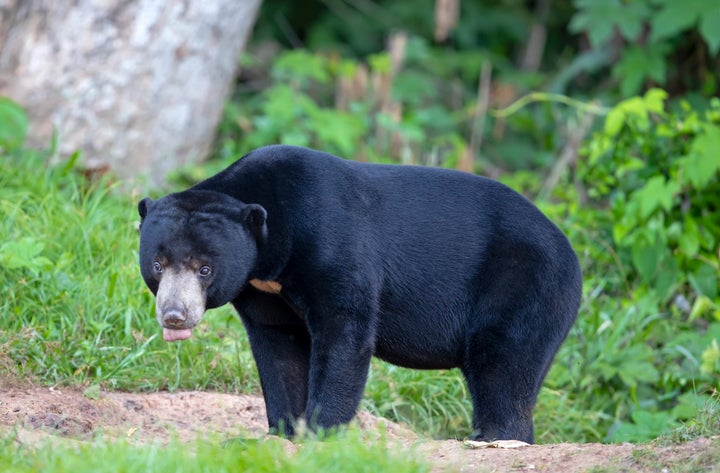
top-left (152, 261), bottom-right (163, 273)
top-left (198, 265), bottom-right (212, 277)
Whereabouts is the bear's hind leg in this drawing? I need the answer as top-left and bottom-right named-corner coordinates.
top-left (462, 325), bottom-right (555, 444)
top-left (462, 365), bottom-right (535, 442)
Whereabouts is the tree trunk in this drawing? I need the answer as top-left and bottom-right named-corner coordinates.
top-left (0, 0), bottom-right (261, 184)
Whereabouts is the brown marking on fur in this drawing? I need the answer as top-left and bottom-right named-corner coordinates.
top-left (249, 279), bottom-right (282, 294)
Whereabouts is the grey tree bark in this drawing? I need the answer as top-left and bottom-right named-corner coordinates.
top-left (0, 0), bottom-right (261, 184)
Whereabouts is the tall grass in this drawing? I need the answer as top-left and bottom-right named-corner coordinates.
top-left (662, 391), bottom-right (720, 443)
top-left (0, 153), bottom-right (257, 392)
top-left (363, 363), bottom-right (471, 439)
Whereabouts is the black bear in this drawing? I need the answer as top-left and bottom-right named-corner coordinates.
top-left (138, 145), bottom-right (582, 443)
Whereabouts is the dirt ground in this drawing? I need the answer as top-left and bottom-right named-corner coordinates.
top-left (1, 385), bottom-right (718, 472)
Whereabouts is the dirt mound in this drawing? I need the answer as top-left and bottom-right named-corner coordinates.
top-left (1, 385), bottom-right (717, 472)
top-left (1, 386), bottom-right (268, 441)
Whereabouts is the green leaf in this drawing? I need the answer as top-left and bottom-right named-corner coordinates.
top-left (699, 8), bottom-right (720, 55)
top-left (643, 88), bottom-right (669, 114)
top-left (679, 217), bottom-right (700, 257)
top-left (0, 237), bottom-right (54, 274)
top-left (654, 254), bottom-right (679, 300)
top-left (679, 124), bottom-right (720, 189)
top-left (604, 107), bottom-right (626, 137)
top-left (309, 109), bottom-right (367, 156)
top-left (613, 212), bottom-right (638, 243)
top-left (368, 53), bottom-right (392, 75)
top-left (690, 295), bottom-right (716, 320)
top-left (616, 2), bottom-right (652, 40)
top-left (272, 50), bottom-right (330, 85)
top-left (671, 392), bottom-right (708, 420)
top-left (631, 235), bottom-right (664, 281)
top-left (0, 97), bottom-right (29, 151)
top-left (697, 223), bottom-right (717, 251)
top-left (632, 175), bottom-right (679, 219)
top-left (650, 0), bottom-right (704, 43)
top-left (612, 410), bottom-right (675, 442)
top-left (689, 263), bottom-right (718, 299)
top-left (700, 339), bottom-right (720, 374)
top-left (617, 359), bottom-right (660, 386)
top-left (612, 45), bottom-right (668, 97)
top-left (604, 97), bottom-right (645, 135)
top-left (590, 360), bottom-right (618, 381)
top-left (570, 0), bottom-right (652, 47)
top-left (569, 0), bottom-right (624, 47)
top-left (603, 89), bottom-right (668, 135)
top-left (279, 130), bottom-right (311, 148)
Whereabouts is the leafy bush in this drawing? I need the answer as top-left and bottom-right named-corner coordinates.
top-left (570, 0), bottom-right (720, 96)
top-left (553, 88), bottom-right (720, 441)
top-left (195, 44), bottom-right (574, 192)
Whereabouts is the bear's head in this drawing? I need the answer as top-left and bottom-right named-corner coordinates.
top-left (137, 190), bottom-right (267, 342)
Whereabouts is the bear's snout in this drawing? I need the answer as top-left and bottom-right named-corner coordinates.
top-left (153, 266), bottom-right (207, 342)
top-left (161, 307), bottom-right (187, 328)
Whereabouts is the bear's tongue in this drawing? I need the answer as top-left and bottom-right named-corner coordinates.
top-left (163, 328), bottom-right (192, 342)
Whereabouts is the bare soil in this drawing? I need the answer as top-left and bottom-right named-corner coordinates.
top-left (1, 385), bottom-right (718, 472)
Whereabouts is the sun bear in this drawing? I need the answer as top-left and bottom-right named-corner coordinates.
top-left (137, 145), bottom-right (582, 443)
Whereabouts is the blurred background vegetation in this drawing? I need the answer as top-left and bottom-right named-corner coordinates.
top-left (1, 0), bottom-right (719, 445)
top-left (199, 0), bottom-right (720, 176)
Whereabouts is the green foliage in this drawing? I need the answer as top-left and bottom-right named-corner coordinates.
top-left (611, 44), bottom-right (669, 98)
top-left (566, 88), bottom-right (720, 442)
top-left (612, 410), bottom-right (676, 443)
top-left (363, 364), bottom-right (471, 438)
top-left (0, 151), bottom-right (259, 393)
top-left (582, 89), bottom-right (720, 302)
top-left (253, 0), bottom-right (541, 58)
top-left (0, 429), bottom-right (428, 473)
top-left (198, 43), bottom-right (575, 188)
top-left (570, 0), bottom-right (720, 96)
top-left (664, 391), bottom-right (720, 442)
top-left (650, 0), bottom-right (720, 54)
top-left (0, 237), bottom-right (54, 275)
top-left (570, 0), bottom-right (651, 48)
top-left (215, 50), bottom-right (372, 163)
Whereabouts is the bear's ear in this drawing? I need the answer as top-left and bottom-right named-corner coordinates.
top-left (241, 204), bottom-right (268, 241)
top-left (138, 198), bottom-right (154, 220)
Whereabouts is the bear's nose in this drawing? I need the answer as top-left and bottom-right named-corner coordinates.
top-left (162, 308), bottom-right (187, 328)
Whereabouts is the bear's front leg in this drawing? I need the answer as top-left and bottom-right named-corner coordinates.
top-left (233, 290), bottom-right (311, 437)
top-left (303, 301), bottom-right (377, 432)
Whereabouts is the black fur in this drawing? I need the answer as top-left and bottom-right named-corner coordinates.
top-left (138, 145), bottom-right (582, 443)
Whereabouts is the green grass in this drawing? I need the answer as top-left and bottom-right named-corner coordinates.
top-left (661, 392), bottom-right (720, 444)
top-left (0, 152), bottom-right (258, 393)
top-left (363, 363), bottom-right (471, 439)
top-left (0, 428), bottom-right (428, 473)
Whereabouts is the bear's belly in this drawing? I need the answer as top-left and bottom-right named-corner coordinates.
top-left (374, 340), bottom-right (460, 369)
top-left (373, 317), bottom-right (463, 370)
